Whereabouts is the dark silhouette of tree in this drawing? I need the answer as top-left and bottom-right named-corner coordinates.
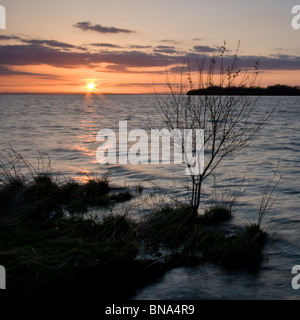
top-left (156, 44), bottom-right (274, 216)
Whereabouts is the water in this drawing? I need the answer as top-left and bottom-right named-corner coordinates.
top-left (0, 94), bottom-right (299, 299)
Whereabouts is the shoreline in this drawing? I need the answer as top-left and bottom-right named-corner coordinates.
top-left (0, 159), bottom-right (267, 301)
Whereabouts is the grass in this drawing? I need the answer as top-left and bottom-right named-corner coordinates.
top-left (139, 203), bottom-right (266, 268)
top-left (134, 183), bottom-right (144, 194)
top-left (181, 222), bottom-right (266, 267)
top-left (0, 149), bottom-right (269, 301)
top-left (139, 204), bottom-right (195, 250)
top-left (0, 194), bottom-right (267, 300)
top-left (0, 151), bottom-right (140, 300)
top-left (0, 165), bottom-right (135, 221)
top-left (201, 205), bottom-right (232, 224)
top-left (0, 214), bottom-right (138, 300)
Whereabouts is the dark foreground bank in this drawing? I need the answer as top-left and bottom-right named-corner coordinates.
top-left (0, 163), bottom-right (267, 302)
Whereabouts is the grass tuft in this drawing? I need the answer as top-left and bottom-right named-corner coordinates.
top-left (138, 203), bottom-right (266, 268)
top-left (0, 152), bottom-right (133, 217)
top-left (110, 191), bottom-right (133, 203)
top-left (201, 205), bottom-right (232, 224)
top-left (139, 204), bottom-right (195, 250)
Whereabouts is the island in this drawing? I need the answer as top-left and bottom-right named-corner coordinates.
top-left (187, 84), bottom-right (300, 96)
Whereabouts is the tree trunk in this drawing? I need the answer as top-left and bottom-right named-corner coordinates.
top-left (191, 177), bottom-right (202, 218)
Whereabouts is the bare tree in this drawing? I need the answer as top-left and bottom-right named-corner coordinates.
top-left (155, 43), bottom-right (273, 217)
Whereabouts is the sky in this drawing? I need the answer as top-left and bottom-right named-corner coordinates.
top-left (0, 0), bottom-right (300, 94)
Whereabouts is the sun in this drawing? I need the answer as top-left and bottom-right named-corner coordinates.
top-left (87, 83), bottom-right (95, 90)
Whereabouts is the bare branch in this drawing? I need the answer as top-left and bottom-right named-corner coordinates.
top-left (154, 42), bottom-right (272, 213)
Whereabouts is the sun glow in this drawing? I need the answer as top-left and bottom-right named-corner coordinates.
top-left (87, 83), bottom-right (95, 90)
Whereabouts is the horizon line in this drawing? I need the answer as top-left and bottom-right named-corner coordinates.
top-left (0, 84), bottom-right (298, 96)
top-left (0, 92), bottom-right (164, 95)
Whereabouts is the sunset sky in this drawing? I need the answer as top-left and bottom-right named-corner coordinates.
top-left (1, 0), bottom-right (300, 94)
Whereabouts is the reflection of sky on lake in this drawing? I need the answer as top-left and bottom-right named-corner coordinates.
top-left (0, 94), bottom-right (299, 299)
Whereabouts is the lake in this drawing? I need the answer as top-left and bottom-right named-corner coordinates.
top-left (0, 94), bottom-right (299, 299)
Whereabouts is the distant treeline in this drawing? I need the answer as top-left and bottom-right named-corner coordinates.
top-left (187, 84), bottom-right (300, 96)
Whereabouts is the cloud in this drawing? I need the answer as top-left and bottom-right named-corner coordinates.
top-left (153, 49), bottom-right (177, 54)
top-left (98, 64), bottom-right (166, 74)
top-left (22, 39), bottom-right (78, 49)
top-left (153, 45), bottom-right (177, 54)
top-left (112, 82), bottom-right (168, 87)
top-left (90, 43), bottom-right (123, 48)
top-left (248, 54), bottom-right (300, 70)
top-left (0, 66), bottom-right (59, 78)
top-left (168, 65), bottom-right (190, 74)
top-left (160, 39), bottom-right (180, 45)
top-left (0, 35), bottom-right (22, 41)
top-left (129, 45), bottom-right (152, 49)
top-left (93, 50), bottom-right (182, 68)
top-left (0, 65), bottom-right (42, 76)
top-left (193, 45), bottom-right (219, 53)
top-left (0, 35), bottom-right (86, 51)
top-left (74, 21), bottom-right (134, 34)
top-left (1, 38), bottom-right (300, 74)
top-left (0, 44), bottom-right (87, 67)
top-left (100, 64), bottom-right (128, 73)
top-left (170, 53), bottom-right (300, 72)
top-left (0, 43), bottom-right (183, 68)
